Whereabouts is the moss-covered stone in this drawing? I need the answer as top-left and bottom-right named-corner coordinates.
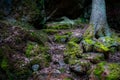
top-left (69, 36), bottom-right (81, 43)
top-left (25, 41), bottom-right (51, 68)
top-left (92, 62), bottom-right (120, 80)
top-left (70, 59), bottom-right (91, 74)
top-left (65, 41), bottom-right (83, 57)
top-left (82, 38), bottom-right (95, 52)
top-left (94, 41), bottom-right (110, 52)
top-left (54, 32), bottom-right (72, 43)
top-left (64, 41), bottom-right (83, 65)
top-left (54, 35), bottom-right (68, 43)
top-left (81, 53), bottom-right (105, 63)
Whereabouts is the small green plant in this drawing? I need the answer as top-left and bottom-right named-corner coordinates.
top-left (1, 57), bottom-right (9, 70)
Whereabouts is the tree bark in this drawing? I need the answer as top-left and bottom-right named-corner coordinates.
top-left (90, 0), bottom-right (111, 38)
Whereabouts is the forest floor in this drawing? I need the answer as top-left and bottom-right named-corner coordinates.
top-left (31, 28), bottom-right (120, 80)
top-left (0, 21), bottom-right (120, 80)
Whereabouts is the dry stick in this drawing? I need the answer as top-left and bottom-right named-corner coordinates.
top-left (46, 8), bottom-right (58, 21)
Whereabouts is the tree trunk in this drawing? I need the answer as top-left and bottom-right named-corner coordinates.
top-left (90, 0), bottom-right (111, 38)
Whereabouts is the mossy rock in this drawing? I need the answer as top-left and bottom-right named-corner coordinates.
top-left (69, 36), bottom-right (81, 43)
top-left (70, 59), bottom-right (91, 74)
top-left (64, 41), bottom-right (83, 65)
top-left (81, 53), bottom-right (105, 63)
top-left (83, 35), bottom-right (119, 53)
top-left (54, 35), bottom-right (68, 43)
top-left (92, 62), bottom-right (120, 80)
top-left (64, 41), bottom-right (83, 57)
top-left (26, 41), bottom-right (51, 68)
top-left (54, 32), bottom-right (72, 43)
top-left (30, 55), bottom-right (50, 68)
top-left (82, 38), bottom-right (95, 52)
top-left (94, 41), bottom-right (110, 52)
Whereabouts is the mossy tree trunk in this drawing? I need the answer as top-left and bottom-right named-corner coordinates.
top-left (85, 0), bottom-right (111, 38)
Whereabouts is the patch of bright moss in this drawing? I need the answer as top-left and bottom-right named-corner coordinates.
top-left (93, 62), bottom-right (120, 80)
top-left (25, 42), bottom-right (39, 57)
top-left (95, 41), bottom-right (109, 52)
top-left (106, 63), bottom-right (120, 80)
top-left (64, 41), bottom-right (83, 64)
top-left (84, 38), bottom-right (95, 45)
top-left (93, 62), bottom-right (106, 79)
top-left (82, 38), bottom-right (95, 52)
top-left (54, 35), bottom-right (68, 43)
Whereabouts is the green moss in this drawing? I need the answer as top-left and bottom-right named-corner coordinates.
top-left (1, 58), bottom-right (9, 70)
top-left (93, 62), bottom-right (106, 79)
top-left (43, 29), bottom-right (58, 34)
top-left (84, 38), bottom-right (95, 45)
top-left (93, 62), bottom-right (120, 80)
top-left (47, 23), bottom-right (71, 29)
top-left (54, 35), bottom-right (68, 43)
top-left (70, 37), bottom-right (80, 43)
top-left (25, 41), bottom-right (51, 67)
top-left (64, 41), bottom-right (83, 64)
top-left (82, 38), bottom-right (95, 52)
top-left (106, 63), bottom-right (120, 80)
top-left (95, 41), bottom-right (109, 52)
top-left (68, 41), bottom-right (79, 47)
top-left (40, 52), bottom-right (51, 67)
top-left (26, 42), bottom-right (51, 67)
top-left (68, 58), bottom-right (79, 65)
top-left (63, 78), bottom-right (72, 80)
top-left (25, 42), bottom-right (39, 57)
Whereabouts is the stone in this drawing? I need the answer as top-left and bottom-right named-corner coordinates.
top-left (70, 59), bottom-right (91, 74)
top-left (32, 64), bottom-right (39, 72)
